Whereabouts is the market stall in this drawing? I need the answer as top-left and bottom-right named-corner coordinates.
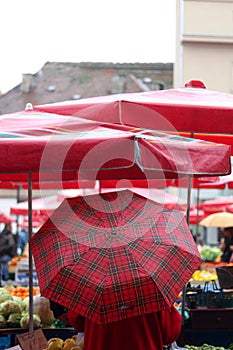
top-left (0, 95), bottom-right (231, 348)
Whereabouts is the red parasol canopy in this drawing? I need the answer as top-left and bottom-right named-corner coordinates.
top-left (35, 81), bottom-right (233, 152)
top-left (0, 110), bottom-right (230, 182)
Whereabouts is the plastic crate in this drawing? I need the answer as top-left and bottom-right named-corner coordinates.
top-left (15, 259), bottom-right (38, 285)
top-left (216, 266), bottom-right (233, 289)
top-left (186, 290), bottom-right (233, 309)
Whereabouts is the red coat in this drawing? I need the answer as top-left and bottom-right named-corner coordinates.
top-left (67, 306), bottom-right (182, 350)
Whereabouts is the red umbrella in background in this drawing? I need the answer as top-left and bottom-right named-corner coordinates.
top-left (10, 195), bottom-right (63, 217)
top-left (197, 174), bottom-right (233, 190)
top-left (30, 190), bottom-right (202, 325)
top-left (57, 187), bottom-right (187, 212)
top-left (19, 213), bottom-right (48, 229)
top-left (35, 80), bottom-right (233, 152)
top-left (168, 174), bottom-right (233, 231)
top-left (169, 175), bottom-right (233, 190)
top-left (187, 207), bottom-right (205, 225)
top-left (226, 204), bottom-right (233, 213)
top-left (200, 196), bottom-right (233, 214)
top-left (0, 212), bottom-right (15, 223)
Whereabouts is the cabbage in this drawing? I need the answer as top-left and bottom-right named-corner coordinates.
top-left (25, 295), bottom-right (55, 325)
top-left (22, 296), bottom-right (30, 310)
top-left (0, 314), bottom-right (7, 328)
top-left (0, 292), bottom-right (13, 303)
top-left (12, 296), bottom-right (24, 307)
top-left (0, 300), bottom-right (23, 317)
top-left (20, 312), bottom-right (41, 329)
top-left (7, 312), bottom-right (22, 327)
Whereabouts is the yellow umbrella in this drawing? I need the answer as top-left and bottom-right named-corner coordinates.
top-left (200, 212), bottom-right (233, 228)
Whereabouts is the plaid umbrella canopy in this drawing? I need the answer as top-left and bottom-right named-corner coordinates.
top-left (30, 190), bottom-right (201, 324)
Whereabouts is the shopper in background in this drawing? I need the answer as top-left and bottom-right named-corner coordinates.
top-left (0, 222), bottom-right (16, 280)
top-left (220, 226), bottom-right (233, 262)
top-left (17, 227), bottom-right (28, 256)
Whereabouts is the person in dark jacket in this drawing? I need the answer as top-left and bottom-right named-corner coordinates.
top-left (220, 226), bottom-right (233, 262)
top-left (0, 222), bottom-right (16, 280)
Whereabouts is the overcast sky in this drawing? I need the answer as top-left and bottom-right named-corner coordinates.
top-left (0, 0), bottom-right (176, 93)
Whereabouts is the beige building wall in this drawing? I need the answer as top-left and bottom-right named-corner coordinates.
top-left (174, 0), bottom-right (233, 93)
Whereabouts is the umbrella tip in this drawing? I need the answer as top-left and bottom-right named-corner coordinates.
top-left (25, 102), bottom-right (33, 110)
top-left (184, 80), bottom-right (206, 89)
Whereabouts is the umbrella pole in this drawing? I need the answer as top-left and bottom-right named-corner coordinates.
top-left (16, 184), bottom-right (22, 236)
top-left (119, 100), bottom-right (123, 124)
top-left (185, 175), bottom-right (192, 226)
top-left (195, 186), bottom-right (200, 236)
top-left (28, 172), bottom-right (34, 332)
top-left (181, 175), bottom-right (192, 328)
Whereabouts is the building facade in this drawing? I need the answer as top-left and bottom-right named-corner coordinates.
top-left (174, 0), bottom-right (233, 93)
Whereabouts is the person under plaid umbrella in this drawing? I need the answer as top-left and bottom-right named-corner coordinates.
top-left (30, 190), bottom-right (201, 325)
top-left (50, 300), bottom-right (182, 350)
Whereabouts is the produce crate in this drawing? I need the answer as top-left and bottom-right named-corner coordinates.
top-left (15, 259), bottom-right (38, 285)
top-left (216, 266), bottom-right (233, 289)
top-left (186, 290), bottom-right (233, 309)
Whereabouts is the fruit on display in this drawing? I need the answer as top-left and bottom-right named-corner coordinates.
top-left (190, 269), bottom-right (217, 282)
top-left (46, 338), bottom-right (64, 350)
top-left (2, 285), bottom-right (40, 300)
top-left (44, 336), bottom-right (84, 350)
top-left (62, 338), bottom-right (76, 350)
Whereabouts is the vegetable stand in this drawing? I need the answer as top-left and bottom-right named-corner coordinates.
top-left (0, 327), bottom-right (76, 348)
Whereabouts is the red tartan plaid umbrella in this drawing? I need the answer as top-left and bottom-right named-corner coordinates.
top-left (30, 190), bottom-right (201, 324)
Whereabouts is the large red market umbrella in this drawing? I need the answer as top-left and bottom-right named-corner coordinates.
top-left (0, 109), bottom-right (230, 180)
top-left (35, 80), bottom-right (233, 151)
top-left (30, 190), bottom-right (202, 325)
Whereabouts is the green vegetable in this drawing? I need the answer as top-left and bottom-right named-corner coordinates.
top-left (25, 295), bottom-right (55, 325)
top-left (7, 312), bottom-right (22, 327)
top-left (199, 245), bottom-right (221, 262)
top-left (0, 292), bottom-right (13, 303)
top-left (20, 312), bottom-right (41, 328)
top-left (12, 296), bottom-right (24, 307)
top-left (0, 300), bottom-right (23, 318)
